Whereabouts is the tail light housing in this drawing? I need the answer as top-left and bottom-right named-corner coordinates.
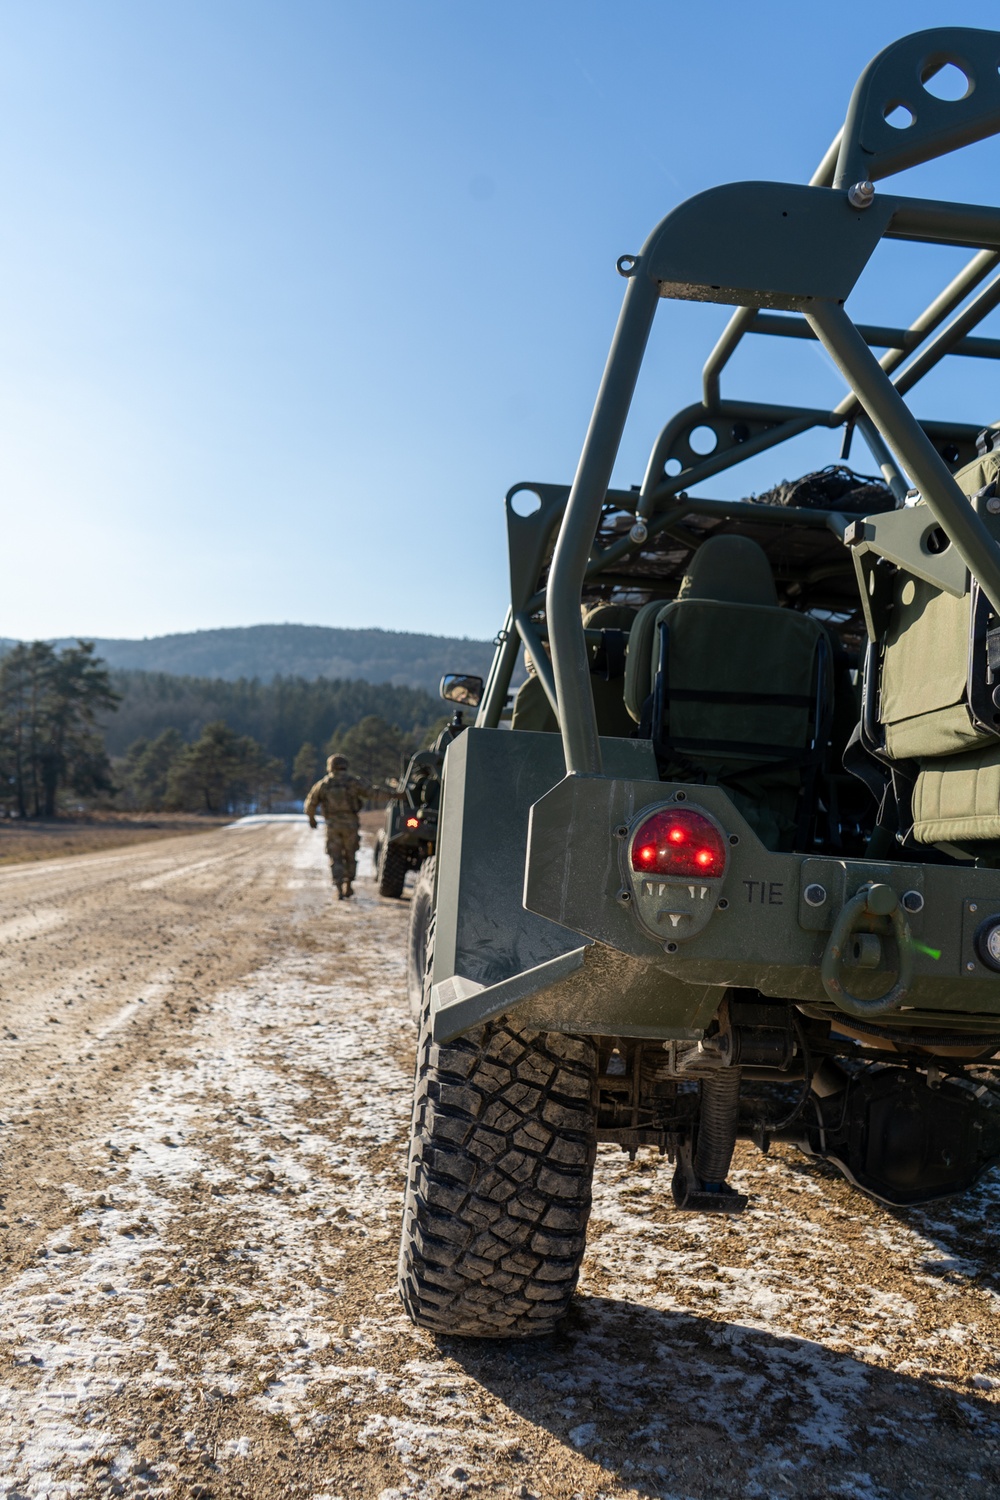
top-left (630, 807), bottom-right (728, 880)
top-left (624, 801), bottom-right (730, 944)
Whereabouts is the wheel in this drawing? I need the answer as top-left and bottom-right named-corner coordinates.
top-left (377, 835), bottom-right (408, 898)
top-left (398, 917), bottom-right (598, 1338)
top-left (406, 856), bottom-right (435, 1023)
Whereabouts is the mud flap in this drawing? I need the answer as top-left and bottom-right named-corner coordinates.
top-left (431, 942), bottom-right (720, 1043)
top-left (431, 949), bottom-right (587, 1042)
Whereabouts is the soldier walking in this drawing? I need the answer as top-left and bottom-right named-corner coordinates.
top-left (304, 753), bottom-right (375, 899)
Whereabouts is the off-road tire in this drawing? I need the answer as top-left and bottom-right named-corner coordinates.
top-left (406, 856), bottom-right (435, 1023)
top-left (376, 834), bottom-right (408, 899)
top-left (398, 918), bottom-right (598, 1338)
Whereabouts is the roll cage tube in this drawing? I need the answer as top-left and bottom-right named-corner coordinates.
top-left (546, 26), bottom-right (1000, 778)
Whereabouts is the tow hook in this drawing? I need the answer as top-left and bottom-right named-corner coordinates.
top-left (821, 883), bottom-right (913, 1018)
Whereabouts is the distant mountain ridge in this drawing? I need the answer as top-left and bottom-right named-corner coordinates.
top-left (0, 624), bottom-right (498, 696)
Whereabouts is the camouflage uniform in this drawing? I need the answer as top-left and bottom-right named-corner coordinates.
top-left (304, 755), bottom-right (375, 898)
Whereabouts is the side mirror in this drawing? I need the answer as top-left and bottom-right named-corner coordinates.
top-left (440, 673), bottom-right (483, 707)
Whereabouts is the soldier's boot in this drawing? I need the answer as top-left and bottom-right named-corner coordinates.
top-left (343, 881), bottom-right (354, 899)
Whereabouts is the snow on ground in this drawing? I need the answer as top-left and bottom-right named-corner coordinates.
top-left (0, 823), bottom-right (998, 1498)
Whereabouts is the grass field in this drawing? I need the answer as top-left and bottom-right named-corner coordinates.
top-left (0, 813), bottom-right (232, 867)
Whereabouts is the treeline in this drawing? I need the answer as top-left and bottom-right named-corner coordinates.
top-left (103, 669), bottom-right (442, 767)
top-left (119, 712), bottom-right (421, 813)
top-left (118, 722), bottom-right (284, 814)
top-left (0, 645), bottom-right (447, 818)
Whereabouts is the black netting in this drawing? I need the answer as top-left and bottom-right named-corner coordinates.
top-left (751, 464), bottom-right (895, 515)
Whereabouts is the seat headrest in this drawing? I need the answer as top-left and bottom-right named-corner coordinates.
top-left (582, 602), bottom-right (638, 632)
top-left (678, 536), bottom-right (777, 607)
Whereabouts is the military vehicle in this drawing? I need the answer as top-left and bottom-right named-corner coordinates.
top-left (399, 676), bottom-right (485, 1012)
top-left (398, 28), bottom-right (1000, 1339)
top-left (374, 675), bottom-right (482, 900)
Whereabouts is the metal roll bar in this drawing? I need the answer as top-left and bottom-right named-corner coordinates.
top-left (545, 27), bottom-right (1000, 777)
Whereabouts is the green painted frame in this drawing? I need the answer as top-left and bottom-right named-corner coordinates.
top-left (536, 27), bottom-right (1000, 775)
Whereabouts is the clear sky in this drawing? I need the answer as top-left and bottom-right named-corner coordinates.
top-left (2, 1), bottom-right (1000, 643)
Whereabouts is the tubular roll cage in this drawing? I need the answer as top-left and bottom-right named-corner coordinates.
top-left (476, 27), bottom-right (1000, 774)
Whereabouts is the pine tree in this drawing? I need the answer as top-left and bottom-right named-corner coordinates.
top-left (291, 741), bottom-right (320, 799)
top-left (0, 641), bottom-right (119, 817)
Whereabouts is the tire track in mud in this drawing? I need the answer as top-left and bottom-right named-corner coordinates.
top-left (0, 823), bottom-right (998, 1499)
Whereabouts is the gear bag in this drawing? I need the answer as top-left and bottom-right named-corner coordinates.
top-left (866, 447), bottom-right (1000, 846)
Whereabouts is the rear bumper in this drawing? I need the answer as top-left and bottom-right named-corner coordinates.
top-left (520, 773), bottom-right (1000, 1034)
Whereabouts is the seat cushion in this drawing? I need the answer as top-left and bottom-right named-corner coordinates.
top-left (913, 740), bottom-right (1000, 843)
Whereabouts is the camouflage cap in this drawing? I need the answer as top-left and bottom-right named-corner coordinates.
top-left (327, 753), bottom-right (349, 772)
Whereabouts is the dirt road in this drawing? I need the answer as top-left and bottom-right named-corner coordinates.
top-left (0, 820), bottom-right (998, 1500)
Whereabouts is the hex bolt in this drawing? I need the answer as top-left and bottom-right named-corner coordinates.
top-left (629, 520), bottom-right (649, 545)
top-left (969, 902), bottom-right (978, 913)
top-left (901, 890), bottom-right (924, 914)
top-left (804, 883), bottom-right (827, 908)
top-left (988, 496), bottom-right (1000, 515)
top-left (967, 961), bottom-right (977, 972)
top-left (848, 180), bottom-right (876, 209)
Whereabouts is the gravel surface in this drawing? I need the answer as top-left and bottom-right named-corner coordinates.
top-left (0, 821), bottom-right (998, 1499)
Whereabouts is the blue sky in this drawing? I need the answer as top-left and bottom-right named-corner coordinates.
top-left (1, 1), bottom-right (999, 642)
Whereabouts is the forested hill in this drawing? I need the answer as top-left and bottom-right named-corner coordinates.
top-left (27, 624), bottom-right (497, 696)
top-left (101, 670), bottom-right (443, 761)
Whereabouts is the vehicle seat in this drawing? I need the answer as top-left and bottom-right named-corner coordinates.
top-left (510, 603), bottom-right (637, 736)
top-left (510, 668), bottom-right (556, 732)
top-left (623, 535), bottom-right (832, 850)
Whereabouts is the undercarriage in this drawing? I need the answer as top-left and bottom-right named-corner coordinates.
top-left (593, 999), bottom-right (1000, 1208)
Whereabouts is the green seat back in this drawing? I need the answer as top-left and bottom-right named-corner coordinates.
top-left (625, 535), bottom-right (779, 721)
top-left (623, 536), bottom-right (829, 849)
top-left (510, 602), bottom-right (637, 738)
top-left (510, 673), bottom-right (557, 732)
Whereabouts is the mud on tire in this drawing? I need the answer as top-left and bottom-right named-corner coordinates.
top-left (376, 835), bottom-right (408, 899)
top-left (406, 856), bottom-right (434, 1022)
top-left (398, 920), bottom-right (598, 1338)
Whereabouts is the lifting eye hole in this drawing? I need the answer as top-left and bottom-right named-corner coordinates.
top-left (922, 526), bottom-right (950, 555)
top-left (920, 62), bottom-right (970, 101)
top-left (884, 101), bottom-right (915, 129)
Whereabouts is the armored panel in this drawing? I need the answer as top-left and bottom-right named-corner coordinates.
top-left (432, 728), bottom-right (656, 992)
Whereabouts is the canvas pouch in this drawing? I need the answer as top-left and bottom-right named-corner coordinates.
top-left (879, 452), bottom-right (1000, 767)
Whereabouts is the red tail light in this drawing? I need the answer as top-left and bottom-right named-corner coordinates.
top-left (630, 807), bottom-right (728, 880)
top-left (406, 816), bottom-right (419, 828)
